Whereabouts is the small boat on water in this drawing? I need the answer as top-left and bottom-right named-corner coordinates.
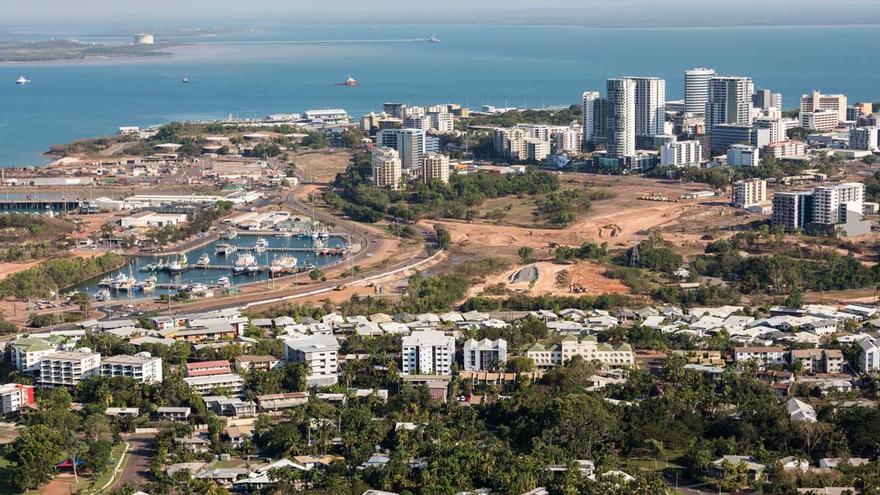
top-left (215, 242), bottom-right (238, 256)
top-left (196, 254), bottom-right (211, 267)
top-left (313, 238), bottom-right (325, 250)
top-left (168, 254), bottom-right (187, 274)
top-left (136, 276), bottom-right (157, 292)
top-left (98, 276), bottom-right (113, 287)
top-left (95, 289), bottom-right (112, 302)
top-left (221, 229), bottom-right (238, 240)
top-left (109, 273), bottom-right (135, 291)
top-left (255, 237), bottom-right (269, 253)
top-left (270, 256), bottom-right (298, 275)
top-left (182, 77), bottom-right (190, 84)
top-left (233, 253), bottom-right (258, 274)
top-left (217, 276), bottom-right (231, 289)
top-left (15, 75), bottom-right (30, 85)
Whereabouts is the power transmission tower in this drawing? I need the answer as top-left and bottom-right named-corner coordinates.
top-left (629, 242), bottom-right (640, 268)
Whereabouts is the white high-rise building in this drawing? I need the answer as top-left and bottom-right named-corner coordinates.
top-left (706, 76), bottom-right (753, 131)
top-left (755, 116), bottom-right (787, 144)
top-left (660, 140), bottom-right (702, 167)
top-left (553, 127), bottom-right (582, 154)
top-left (732, 179), bottom-right (767, 208)
top-left (727, 144), bottom-right (760, 167)
top-left (284, 334), bottom-right (340, 386)
top-left (401, 330), bottom-right (455, 375)
top-left (526, 139), bottom-right (551, 162)
top-left (371, 147), bottom-right (402, 189)
top-left (606, 78), bottom-right (636, 158)
top-left (463, 338), bottom-right (507, 372)
top-left (812, 183), bottom-right (864, 225)
top-left (375, 128), bottom-right (426, 171)
top-left (684, 68), bottom-right (716, 115)
top-left (800, 91), bottom-right (847, 123)
top-left (801, 109), bottom-right (839, 131)
top-left (582, 91), bottom-right (600, 144)
top-left (428, 112), bottom-right (454, 133)
top-left (403, 116), bottom-right (430, 132)
top-left (628, 77), bottom-right (666, 138)
top-left (423, 152), bottom-right (450, 184)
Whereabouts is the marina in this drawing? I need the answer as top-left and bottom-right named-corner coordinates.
top-left (78, 231), bottom-right (347, 300)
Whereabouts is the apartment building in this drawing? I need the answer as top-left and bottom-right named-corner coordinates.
top-left (660, 140), bottom-right (702, 167)
top-left (684, 67), bottom-right (715, 115)
top-left (401, 330), bottom-right (455, 375)
top-left (100, 353), bottom-right (163, 384)
top-left (183, 373), bottom-right (245, 396)
top-left (525, 138), bottom-right (551, 162)
top-left (234, 355), bottom-right (281, 373)
top-left (772, 191), bottom-right (814, 231)
top-left (850, 126), bottom-right (880, 151)
top-left (733, 347), bottom-right (786, 367)
top-left (801, 109), bottom-right (839, 132)
top-left (463, 338), bottom-right (508, 372)
top-left (284, 334), bottom-right (340, 386)
top-left (10, 337), bottom-right (59, 373)
top-left (527, 336), bottom-right (634, 368)
top-left (427, 112), bottom-right (454, 133)
top-left (38, 349), bottom-right (101, 387)
top-left (812, 183), bottom-right (864, 225)
top-left (790, 349), bottom-right (845, 374)
top-left (727, 144), bottom-right (760, 167)
top-left (371, 147), bottom-right (402, 189)
top-left (800, 91), bottom-right (847, 123)
top-left (185, 360), bottom-right (232, 377)
top-left (0, 383), bottom-right (35, 414)
top-left (422, 152), bottom-right (450, 184)
top-left (606, 78), bottom-right (636, 157)
top-left (763, 140), bottom-right (806, 158)
top-left (732, 178), bottom-right (767, 208)
top-left (861, 337), bottom-right (880, 373)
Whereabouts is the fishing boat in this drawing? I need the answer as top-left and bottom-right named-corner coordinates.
top-left (217, 276), bottom-right (231, 289)
top-left (233, 252), bottom-right (257, 274)
top-left (215, 242), bottom-right (238, 256)
top-left (221, 228), bottom-right (238, 240)
top-left (182, 77), bottom-right (190, 84)
top-left (255, 237), bottom-right (269, 253)
top-left (136, 276), bottom-right (157, 292)
top-left (168, 254), bottom-right (188, 274)
top-left (270, 256), bottom-right (298, 275)
top-left (196, 254), bottom-right (211, 267)
top-left (109, 273), bottom-right (135, 291)
top-left (95, 289), bottom-right (112, 302)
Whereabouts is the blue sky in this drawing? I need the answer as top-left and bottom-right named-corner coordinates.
top-left (1, 0), bottom-right (878, 26)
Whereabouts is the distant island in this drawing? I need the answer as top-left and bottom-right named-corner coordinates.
top-left (0, 39), bottom-right (173, 63)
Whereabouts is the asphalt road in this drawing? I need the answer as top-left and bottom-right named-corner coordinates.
top-left (112, 433), bottom-right (155, 490)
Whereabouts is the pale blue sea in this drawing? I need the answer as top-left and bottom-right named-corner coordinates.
top-left (0, 23), bottom-right (879, 166)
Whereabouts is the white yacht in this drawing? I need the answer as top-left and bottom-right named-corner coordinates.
top-left (217, 276), bottom-right (231, 288)
top-left (233, 253), bottom-right (257, 274)
top-left (221, 229), bottom-right (238, 240)
top-left (168, 254), bottom-right (187, 274)
top-left (270, 256), bottom-right (298, 275)
top-left (95, 289), bottom-right (112, 302)
top-left (15, 76), bottom-right (30, 85)
top-left (136, 276), bottom-right (157, 292)
top-left (196, 254), bottom-right (211, 266)
top-left (110, 273), bottom-right (134, 291)
top-left (215, 242), bottom-right (238, 256)
top-left (255, 237), bottom-right (269, 253)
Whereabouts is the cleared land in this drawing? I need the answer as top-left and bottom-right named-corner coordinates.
top-left (291, 150), bottom-right (352, 183)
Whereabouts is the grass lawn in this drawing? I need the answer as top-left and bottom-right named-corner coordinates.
top-left (0, 456), bottom-right (17, 495)
top-left (82, 442), bottom-right (127, 495)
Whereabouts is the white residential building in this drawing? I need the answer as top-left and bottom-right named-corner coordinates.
top-left (100, 353), bottom-right (163, 384)
top-left (727, 144), bottom-right (760, 167)
top-left (527, 336), bottom-right (634, 368)
top-left (861, 337), bottom-right (880, 372)
top-left (629, 76), bottom-right (666, 139)
top-left (10, 338), bottom-right (58, 372)
top-left (607, 78), bottom-right (636, 158)
top-left (684, 67), bottom-right (716, 115)
top-left (526, 138), bottom-right (551, 162)
top-left (733, 347), bottom-right (786, 366)
top-left (0, 384), bottom-right (35, 414)
top-left (732, 179), bottom-right (767, 208)
top-left (371, 147), bottom-right (402, 189)
top-left (463, 338), bottom-right (508, 371)
top-left (284, 334), bottom-right (340, 386)
top-left (422, 152), bottom-right (450, 184)
top-left (706, 76), bottom-right (753, 131)
top-left (582, 91), bottom-right (600, 144)
top-left (428, 112), bottom-right (454, 133)
top-left (812, 182), bottom-right (864, 225)
top-left (401, 330), bottom-right (455, 375)
top-left (800, 91), bottom-right (847, 123)
top-left (375, 128), bottom-right (425, 171)
top-left (801, 109), bottom-right (839, 132)
top-left (660, 140), bottom-right (702, 167)
top-left (755, 116), bottom-right (787, 144)
top-left (553, 128), bottom-right (581, 154)
top-left (183, 373), bottom-right (245, 396)
top-left (38, 349), bottom-right (102, 387)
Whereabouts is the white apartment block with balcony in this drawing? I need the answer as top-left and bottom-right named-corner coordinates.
top-left (38, 349), bottom-right (101, 388)
top-left (527, 336), bottom-right (634, 368)
top-left (801, 109), bottom-right (839, 132)
top-left (100, 353), bottom-right (163, 384)
top-left (812, 182), bottom-right (864, 225)
top-left (734, 347), bottom-right (786, 366)
top-left (371, 147), bottom-right (402, 189)
top-left (463, 338), bottom-right (508, 372)
top-left (183, 373), bottom-right (245, 396)
top-left (428, 112), bottom-right (454, 133)
top-left (660, 140), bottom-right (702, 167)
top-left (0, 384), bottom-right (34, 414)
top-left (732, 179), bottom-right (767, 208)
top-left (861, 337), bottom-right (880, 373)
top-left (284, 334), bottom-right (340, 386)
top-left (422, 152), bottom-right (450, 184)
top-left (401, 330), bottom-right (455, 375)
top-left (9, 337), bottom-right (59, 373)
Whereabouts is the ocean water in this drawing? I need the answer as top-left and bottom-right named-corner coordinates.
top-left (0, 23), bottom-right (879, 167)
